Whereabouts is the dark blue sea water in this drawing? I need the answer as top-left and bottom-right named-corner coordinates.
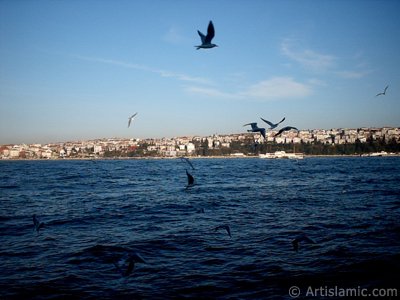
top-left (1, 157), bottom-right (400, 299)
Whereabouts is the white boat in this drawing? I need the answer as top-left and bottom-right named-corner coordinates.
top-left (365, 151), bottom-right (388, 157)
top-left (259, 151), bottom-right (304, 159)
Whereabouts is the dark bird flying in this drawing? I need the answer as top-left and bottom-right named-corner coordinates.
top-left (33, 214), bottom-right (44, 232)
top-left (260, 117), bottom-right (286, 129)
top-left (196, 21), bottom-right (218, 50)
top-left (291, 235), bottom-right (316, 252)
top-left (243, 123), bottom-right (266, 139)
top-left (114, 252), bottom-right (145, 277)
top-left (215, 225), bottom-right (231, 238)
top-left (127, 112), bottom-right (138, 128)
top-left (375, 85), bottom-right (389, 97)
top-left (274, 126), bottom-right (299, 137)
top-left (186, 169), bottom-right (195, 187)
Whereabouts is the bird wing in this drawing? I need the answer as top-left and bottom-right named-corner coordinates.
top-left (205, 21), bottom-right (215, 44)
top-left (128, 113), bottom-right (138, 127)
top-left (299, 235), bottom-right (315, 244)
top-left (180, 157), bottom-right (195, 170)
top-left (384, 85), bottom-right (389, 93)
top-left (376, 86), bottom-right (389, 96)
top-left (33, 215), bottom-right (43, 231)
top-left (215, 225), bottom-right (231, 237)
top-left (197, 30), bottom-right (206, 44)
top-left (124, 260), bottom-right (135, 276)
top-left (186, 170), bottom-right (194, 185)
top-left (291, 239), bottom-right (299, 251)
top-left (251, 123), bottom-right (259, 130)
top-left (226, 226), bottom-right (231, 237)
top-left (274, 128), bottom-right (284, 137)
top-left (260, 128), bottom-right (266, 139)
top-left (243, 123), bottom-right (258, 130)
top-left (131, 252), bottom-right (146, 264)
top-left (278, 117), bottom-right (286, 124)
top-left (260, 117), bottom-right (274, 127)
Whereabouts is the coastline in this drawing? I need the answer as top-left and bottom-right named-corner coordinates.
top-left (2, 153), bottom-right (400, 161)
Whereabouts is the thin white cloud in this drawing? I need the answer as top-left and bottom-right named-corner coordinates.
top-left (75, 56), bottom-right (312, 102)
top-left (185, 86), bottom-right (241, 99)
top-left (335, 70), bottom-right (371, 79)
top-left (74, 55), bottom-right (210, 85)
top-left (243, 77), bottom-right (312, 99)
top-left (186, 77), bottom-right (312, 101)
top-left (281, 39), bottom-right (372, 80)
top-left (281, 39), bottom-right (336, 72)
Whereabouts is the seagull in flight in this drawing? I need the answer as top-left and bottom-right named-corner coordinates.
top-left (260, 117), bottom-right (286, 129)
top-left (113, 252), bottom-right (145, 277)
top-left (291, 235), bottom-right (316, 252)
top-left (243, 123), bottom-right (266, 139)
top-left (375, 85), bottom-right (389, 97)
top-left (274, 126), bottom-right (299, 137)
top-left (127, 113), bottom-right (138, 128)
top-left (215, 225), bottom-right (231, 238)
top-left (33, 214), bottom-right (44, 232)
top-left (196, 21), bottom-right (218, 50)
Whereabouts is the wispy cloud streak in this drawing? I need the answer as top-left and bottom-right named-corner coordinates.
top-left (74, 55), bottom-right (210, 85)
top-left (185, 86), bottom-right (241, 99)
top-left (244, 77), bottom-right (312, 99)
top-left (186, 77), bottom-right (312, 101)
top-left (335, 70), bottom-right (372, 79)
top-left (281, 39), bottom-right (336, 72)
top-left (281, 39), bottom-right (371, 79)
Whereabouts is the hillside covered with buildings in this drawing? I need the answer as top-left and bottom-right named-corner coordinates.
top-left (1, 127), bottom-right (400, 159)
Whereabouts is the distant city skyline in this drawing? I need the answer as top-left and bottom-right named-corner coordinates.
top-left (2, 126), bottom-right (399, 160)
top-left (1, 0), bottom-right (399, 144)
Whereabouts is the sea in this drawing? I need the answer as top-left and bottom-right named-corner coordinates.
top-left (1, 157), bottom-right (399, 299)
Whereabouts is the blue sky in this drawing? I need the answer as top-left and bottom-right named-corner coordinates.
top-left (1, 0), bottom-right (399, 144)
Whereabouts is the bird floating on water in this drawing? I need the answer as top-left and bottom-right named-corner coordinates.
top-left (274, 126), bottom-right (299, 137)
top-left (33, 214), bottom-right (44, 232)
top-left (215, 225), bottom-right (231, 238)
top-left (186, 169), bottom-right (195, 188)
top-left (291, 235), bottom-right (316, 252)
top-left (127, 112), bottom-right (138, 128)
top-left (196, 21), bottom-right (217, 50)
top-left (243, 123), bottom-right (266, 139)
top-left (375, 85), bottom-right (389, 97)
top-left (114, 252), bottom-right (145, 277)
top-left (260, 117), bottom-right (286, 129)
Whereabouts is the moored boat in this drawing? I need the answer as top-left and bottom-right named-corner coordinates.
top-left (259, 151), bottom-right (304, 159)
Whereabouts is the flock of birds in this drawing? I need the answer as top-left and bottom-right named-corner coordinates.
top-left (243, 116), bottom-right (299, 140)
top-left (32, 20), bottom-right (389, 278)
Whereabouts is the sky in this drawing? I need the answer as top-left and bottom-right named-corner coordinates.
top-left (1, 0), bottom-right (399, 144)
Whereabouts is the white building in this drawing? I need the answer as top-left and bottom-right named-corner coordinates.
top-left (186, 142), bottom-right (195, 153)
